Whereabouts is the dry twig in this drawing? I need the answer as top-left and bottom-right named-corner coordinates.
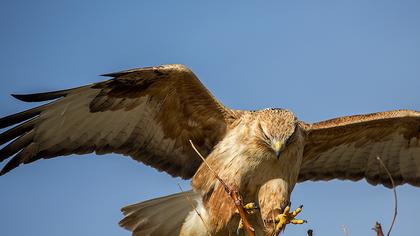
top-left (189, 140), bottom-right (255, 236)
top-left (376, 156), bottom-right (398, 236)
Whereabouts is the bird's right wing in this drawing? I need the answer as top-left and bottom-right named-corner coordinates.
top-left (0, 64), bottom-right (238, 178)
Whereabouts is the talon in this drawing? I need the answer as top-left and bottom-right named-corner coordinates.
top-left (274, 204), bottom-right (306, 232)
top-left (290, 219), bottom-right (307, 224)
top-left (242, 202), bottom-right (259, 215)
top-left (291, 205), bottom-right (303, 217)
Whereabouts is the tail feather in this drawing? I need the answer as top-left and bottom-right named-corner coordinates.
top-left (120, 191), bottom-right (199, 236)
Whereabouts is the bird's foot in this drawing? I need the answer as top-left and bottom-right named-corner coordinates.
top-left (243, 202), bottom-right (259, 215)
top-left (274, 204), bottom-right (307, 232)
top-left (236, 202), bottom-right (259, 235)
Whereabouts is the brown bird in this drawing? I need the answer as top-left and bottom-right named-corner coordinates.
top-left (1, 64), bottom-right (419, 235)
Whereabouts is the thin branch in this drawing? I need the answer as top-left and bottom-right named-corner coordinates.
top-left (189, 140), bottom-right (255, 236)
top-left (376, 156), bottom-right (398, 236)
top-left (177, 183), bottom-right (211, 236)
top-left (189, 140), bottom-right (225, 188)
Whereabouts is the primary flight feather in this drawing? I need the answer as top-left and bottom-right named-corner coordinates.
top-left (1, 64), bottom-right (419, 235)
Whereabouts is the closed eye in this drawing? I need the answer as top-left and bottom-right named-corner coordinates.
top-left (258, 123), bottom-right (270, 141)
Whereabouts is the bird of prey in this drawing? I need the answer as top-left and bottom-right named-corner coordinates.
top-left (0, 64), bottom-right (419, 236)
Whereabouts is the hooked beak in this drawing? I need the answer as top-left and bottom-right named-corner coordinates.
top-left (273, 141), bottom-right (283, 159)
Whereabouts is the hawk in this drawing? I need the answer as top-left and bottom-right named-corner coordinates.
top-left (0, 64), bottom-right (419, 235)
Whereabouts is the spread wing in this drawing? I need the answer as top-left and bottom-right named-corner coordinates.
top-left (0, 64), bottom-right (237, 178)
top-left (299, 110), bottom-right (420, 187)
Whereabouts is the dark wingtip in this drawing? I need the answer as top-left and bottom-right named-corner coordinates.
top-left (0, 168), bottom-right (8, 176)
top-left (100, 66), bottom-right (155, 78)
top-left (0, 106), bottom-right (44, 129)
top-left (100, 71), bottom-right (132, 78)
top-left (100, 72), bottom-right (118, 77)
top-left (0, 160), bottom-right (18, 176)
top-left (0, 158), bottom-right (18, 175)
top-left (11, 88), bottom-right (73, 103)
top-left (11, 94), bottom-right (35, 102)
top-left (0, 119), bottom-right (35, 146)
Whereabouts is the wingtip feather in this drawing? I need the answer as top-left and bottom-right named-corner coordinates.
top-left (11, 89), bottom-right (70, 102)
top-left (11, 94), bottom-right (33, 102)
top-left (100, 72), bottom-right (117, 77)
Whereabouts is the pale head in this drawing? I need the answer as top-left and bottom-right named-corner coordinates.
top-left (255, 108), bottom-right (298, 158)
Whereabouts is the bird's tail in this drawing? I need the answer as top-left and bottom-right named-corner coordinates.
top-left (119, 190), bottom-right (199, 236)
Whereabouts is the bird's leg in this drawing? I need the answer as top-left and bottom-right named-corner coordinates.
top-left (274, 204), bottom-right (306, 232)
top-left (236, 202), bottom-right (259, 235)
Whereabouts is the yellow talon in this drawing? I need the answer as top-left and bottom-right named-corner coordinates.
top-left (290, 219), bottom-right (306, 224)
top-left (274, 204), bottom-right (306, 232)
top-left (291, 206), bottom-right (302, 217)
top-left (243, 202), bottom-right (259, 215)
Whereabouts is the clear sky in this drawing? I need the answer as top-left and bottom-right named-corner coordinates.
top-left (0, 1), bottom-right (419, 236)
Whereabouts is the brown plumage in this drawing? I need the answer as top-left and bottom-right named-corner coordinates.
top-left (1, 64), bottom-right (419, 235)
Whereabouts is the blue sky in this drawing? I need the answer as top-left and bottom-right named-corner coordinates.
top-left (0, 1), bottom-right (419, 235)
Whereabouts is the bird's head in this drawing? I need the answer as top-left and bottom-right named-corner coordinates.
top-left (256, 108), bottom-right (298, 159)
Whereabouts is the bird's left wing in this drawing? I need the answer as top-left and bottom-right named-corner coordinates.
top-left (299, 109), bottom-right (420, 187)
top-left (0, 64), bottom-right (237, 178)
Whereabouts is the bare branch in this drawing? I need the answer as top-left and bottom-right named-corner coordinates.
top-left (189, 140), bottom-right (255, 236)
top-left (376, 156), bottom-right (398, 236)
